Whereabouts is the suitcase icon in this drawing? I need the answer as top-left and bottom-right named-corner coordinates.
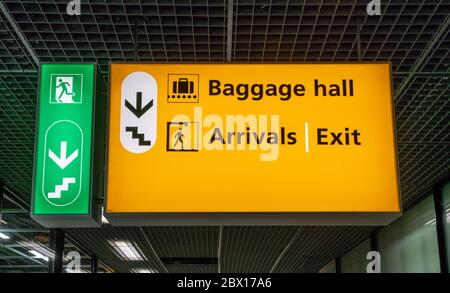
top-left (167, 74), bottom-right (199, 103)
top-left (172, 78), bottom-right (194, 94)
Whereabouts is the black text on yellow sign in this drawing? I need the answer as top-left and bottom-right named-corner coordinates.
top-left (106, 64), bottom-right (400, 226)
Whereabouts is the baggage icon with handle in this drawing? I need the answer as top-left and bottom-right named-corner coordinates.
top-left (167, 74), bottom-right (199, 103)
top-left (173, 78), bottom-right (194, 94)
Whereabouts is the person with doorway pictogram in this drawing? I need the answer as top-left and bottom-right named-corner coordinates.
top-left (173, 127), bottom-right (184, 150)
top-left (56, 78), bottom-right (75, 103)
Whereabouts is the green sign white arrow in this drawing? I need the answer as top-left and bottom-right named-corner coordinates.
top-left (48, 141), bottom-right (79, 170)
top-left (32, 64), bottom-right (106, 228)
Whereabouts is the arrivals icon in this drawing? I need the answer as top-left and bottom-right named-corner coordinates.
top-left (166, 122), bottom-right (199, 152)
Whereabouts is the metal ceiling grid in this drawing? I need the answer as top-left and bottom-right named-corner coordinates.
top-left (0, 242), bottom-right (49, 272)
top-left (142, 226), bottom-right (219, 273)
top-left (67, 226), bottom-right (169, 273)
top-left (69, 226), bottom-right (220, 273)
top-left (141, 226), bottom-right (219, 258)
top-left (0, 72), bottom-right (37, 200)
top-left (273, 226), bottom-right (374, 272)
top-left (0, 7), bottom-right (36, 72)
top-left (220, 226), bottom-right (299, 273)
top-left (0, 0), bottom-right (449, 273)
top-left (0, 230), bottom-right (103, 273)
top-left (4, 0), bottom-right (228, 76)
top-left (167, 265), bottom-right (217, 273)
top-left (232, 1), bottom-right (447, 70)
top-left (396, 73), bottom-right (449, 208)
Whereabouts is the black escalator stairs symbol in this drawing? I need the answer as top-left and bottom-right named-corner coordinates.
top-left (125, 126), bottom-right (151, 146)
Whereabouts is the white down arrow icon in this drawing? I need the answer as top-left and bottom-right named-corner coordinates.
top-left (48, 141), bottom-right (79, 170)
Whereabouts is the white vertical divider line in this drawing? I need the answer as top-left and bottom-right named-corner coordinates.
top-left (304, 122), bottom-right (309, 153)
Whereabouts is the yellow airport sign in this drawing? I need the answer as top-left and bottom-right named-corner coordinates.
top-left (105, 63), bottom-right (401, 225)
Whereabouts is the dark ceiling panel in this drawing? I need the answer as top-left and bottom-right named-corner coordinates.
top-left (220, 226), bottom-right (299, 273)
top-left (273, 226), bottom-right (374, 273)
top-left (142, 226), bottom-right (219, 258)
top-left (67, 226), bottom-right (169, 273)
top-left (3, 0), bottom-right (228, 77)
top-left (167, 264), bottom-right (218, 273)
top-left (0, 10), bottom-right (36, 71)
top-left (0, 72), bottom-right (37, 200)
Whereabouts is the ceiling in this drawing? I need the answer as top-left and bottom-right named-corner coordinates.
top-left (0, 0), bottom-right (449, 273)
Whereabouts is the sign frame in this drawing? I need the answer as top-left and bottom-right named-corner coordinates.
top-left (31, 63), bottom-right (106, 228)
top-left (104, 62), bottom-right (402, 226)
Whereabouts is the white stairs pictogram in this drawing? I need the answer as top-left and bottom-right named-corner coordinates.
top-left (48, 177), bottom-right (76, 199)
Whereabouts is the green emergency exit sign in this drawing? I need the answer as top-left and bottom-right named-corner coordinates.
top-left (32, 64), bottom-right (105, 228)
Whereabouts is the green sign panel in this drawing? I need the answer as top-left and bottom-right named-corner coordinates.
top-left (32, 64), bottom-right (104, 227)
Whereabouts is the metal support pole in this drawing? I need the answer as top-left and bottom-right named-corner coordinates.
top-left (356, 16), bottom-right (361, 61)
top-left (90, 256), bottom-right (98, 273)
top-left (335, 257), bottom-right (341, 273)
top-left (133, 19), bottom-right (140, 62)
top-left (433, 181), bottom-right (449, 273)
top-left (370, 230), bottom-right (378, 252)
top-left (133, 16), bottom-right (149, 62)
top-left (48, 229), bottom-right (65, 273)
top-left (0, 183), bottom-right (4, 225)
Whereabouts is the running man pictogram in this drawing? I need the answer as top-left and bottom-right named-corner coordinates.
top-left (56, 78), bottom-right (76, 103)
top-left (166, 121), bottom-right (198, 152)
top-left (173, 127), bottom-right (185, 150)
top-left (51, 75), bottom-right (83, 104)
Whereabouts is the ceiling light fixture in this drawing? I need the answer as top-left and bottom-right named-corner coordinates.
top-left (108, 240), bottom-right (146, 261)
top-left (19, 241), bottom-right (55, 260)
top-left (102, 207), bottom-right (109, 224)
top-left (424, 218), bottom-right (436, 226)
top-left (29, 250), bottom-right (49, 261)
top-left (132, 268), bottom-right (157, 273)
